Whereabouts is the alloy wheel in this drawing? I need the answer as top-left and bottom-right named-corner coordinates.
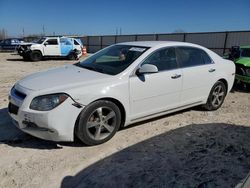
top-left (211, 84), bottom-right (225, 108)
top-left (86, 107), bottom-right (117, 141)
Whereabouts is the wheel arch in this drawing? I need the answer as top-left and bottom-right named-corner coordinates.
top-left (31, 49), bottom-right (43, 56)
top-left (73, 97), bottom-right (126, 141)
top-left (217, 78), bottom-right (228, 93)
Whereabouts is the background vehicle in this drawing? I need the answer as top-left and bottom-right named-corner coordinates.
top-left (225, 46), bottom-right (250, 88)
top-left (17, 36), bottom-right (83, 61)
top-left (8, 41), bottom-right (235, 145)
top-left (0, 38), bottom-right (24, 51)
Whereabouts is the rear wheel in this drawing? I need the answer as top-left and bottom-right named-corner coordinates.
top-left (67, 52), bottom-right (77, 60)
top-left (76, 100), bottom-right (121, 145)
top-left (203, 81), bottom-right (227, 111)
top-left (30, 51), bottom-right (42, 61)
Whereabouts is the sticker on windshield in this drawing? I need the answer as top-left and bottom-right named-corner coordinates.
top-left (129, 47), bottom-right (146, 52)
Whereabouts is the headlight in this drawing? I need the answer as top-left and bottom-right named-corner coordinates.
top-left (246, 69), bottom-right (250, 76)
top-left (30, 93), bottom-right (68, 111)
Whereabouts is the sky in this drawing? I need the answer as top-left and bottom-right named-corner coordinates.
top-left (0, 0), bottom-right (250, 37)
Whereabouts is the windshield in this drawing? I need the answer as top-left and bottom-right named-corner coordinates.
top-left (77, 45), bottom-right (149, 75)
top-left (241, 48), bottom-right (250, 58)
top-left (36, 38), bottom-right (46, 44)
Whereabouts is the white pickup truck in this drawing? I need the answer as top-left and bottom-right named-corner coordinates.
top-left (17, 37), bottom-right (83, 61)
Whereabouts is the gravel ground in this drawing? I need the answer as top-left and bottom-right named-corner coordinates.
top-left (0, 53), bottom-right (249, 188)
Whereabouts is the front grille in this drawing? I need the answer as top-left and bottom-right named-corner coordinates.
top-left (8, 103), bottom-right (19, 115)
top-left (11, 88), bottom-right (26, 100)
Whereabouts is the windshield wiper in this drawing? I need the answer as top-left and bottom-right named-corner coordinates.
top-left (75, 63), bottom-right (104, 73)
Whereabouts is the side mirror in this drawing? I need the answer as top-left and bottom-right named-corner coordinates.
top-left (44, 42), bottom-right (48, 46)
top-left (137, 64), bottom-right (158, 75)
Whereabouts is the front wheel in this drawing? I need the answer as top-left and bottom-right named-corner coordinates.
top-left (76, 100), bottom-right (121, 145)
top-left (203, 81), bottom-right (227, 111)
top-left (30, 51), bottom-right (42, 61)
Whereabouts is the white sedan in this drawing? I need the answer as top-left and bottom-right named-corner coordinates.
top-left (8, 41), bottom-right (235, 145)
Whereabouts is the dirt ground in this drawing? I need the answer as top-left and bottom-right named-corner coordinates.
top-left (0, 53), bottom-right (249, 188)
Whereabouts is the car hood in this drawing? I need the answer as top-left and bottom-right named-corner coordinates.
top-left (16, 65), bottom-right (111, 91)
top-left (235, 57), bottom-right (250, 67)
top-left (20, 42), bottom-right (34, 46)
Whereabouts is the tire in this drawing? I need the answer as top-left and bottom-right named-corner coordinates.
top-left (30, 51), bottom-right (42, 61)
top-left (246, 83), bottom-right (250, 91)
top-left (76, 100), bottom-right (121, 145)
top-left (67, 52), bottom-right (77, 60)
top-left (23, 53), bottom-right (30, 61)
top-left (203, 81), bottom-right (227, 111)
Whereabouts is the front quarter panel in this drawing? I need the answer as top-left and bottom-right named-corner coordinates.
top-left (66, 77), bottom-right (130, 122)
top-left (30, 44), bottom-right (44, 56)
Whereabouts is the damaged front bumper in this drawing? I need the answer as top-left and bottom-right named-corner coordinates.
top-left (235, 74), bottom-right (250, 84)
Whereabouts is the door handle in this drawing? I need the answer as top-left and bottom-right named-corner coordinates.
top-left (208, 68), bottom-right (216, 72)
top-left (171, 74), bottom-right (181, 79)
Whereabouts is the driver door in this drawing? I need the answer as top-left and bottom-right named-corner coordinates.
top-left (129, 47), bottom-right (182, 121)
top-left (43, 38), bottom-right (60, 56)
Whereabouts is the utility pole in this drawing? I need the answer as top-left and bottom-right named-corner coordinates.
top-left (22, 28), bottom-right (25, 37)
top-left (42, 25), bottom-right (45, 36)
top-left (120, 28), bottom-right (122, 35)
top-left (115, 28), bottom-right (118, 35)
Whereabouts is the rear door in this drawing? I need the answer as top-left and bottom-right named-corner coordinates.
top-left (43, 38), bottom-right (60, 56)
top-left (60, 38), bottom-right (73, 56)
top-left (176, 47), bottom-right (217, 105)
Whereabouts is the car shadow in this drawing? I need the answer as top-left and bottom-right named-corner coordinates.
top-left (0, 108), bottom-right (62, 149)
top-left (232, 84), bottom-right (250, 93)
top-left (121, 108), bottom-right (192, 131)
top-left (6, 53), bottom-right (78, 62)
top-left (61, 123), bottom-right (250, 188)
top-left (6, 58), bottom-right (29, 62)
top-left (6, 58), bottom-right (77, 62)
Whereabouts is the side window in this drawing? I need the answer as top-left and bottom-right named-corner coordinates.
top-left (60, 38), bottom-right (71, 45)
top-left (46, 39), bottom-right (58, 45)
top-left (201, 50), bottom-right (213, 64)
top-left (5, 40), bottom-right (11, 45)
top-left (74, 40), bottom-right (80, 45)
top-left (176, 47), bottom-right (212, 68)
top-left (60, 38), bottom-right (66, 45)
top-left (142, 47), bottom-right (177, 71)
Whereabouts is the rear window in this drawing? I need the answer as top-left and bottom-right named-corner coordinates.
top-left (176, 47), bottom-right (212, 67)
top-left (74, 40), bottom-right (80, 45)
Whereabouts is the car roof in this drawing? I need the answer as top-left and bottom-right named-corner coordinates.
top-left (118, 41), bottom-right (200, 48)
top-left (4, 38), bottom-right (23, 40)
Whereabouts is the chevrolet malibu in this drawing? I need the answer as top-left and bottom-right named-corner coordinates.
top-left (8, 41), bottom-right (235, 145)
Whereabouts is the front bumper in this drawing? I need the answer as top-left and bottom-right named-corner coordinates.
top-left (18, 49), bottom-right (31, 57)
top-left (235, 74), bottom-right (250, 84)
top-left (8, 87), bottom-right (84, 142)
top-left (17, 45), bottom-right (31, 56)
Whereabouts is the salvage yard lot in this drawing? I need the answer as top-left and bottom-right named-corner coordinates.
top-left (0, 53), bottom-right (250, 188)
